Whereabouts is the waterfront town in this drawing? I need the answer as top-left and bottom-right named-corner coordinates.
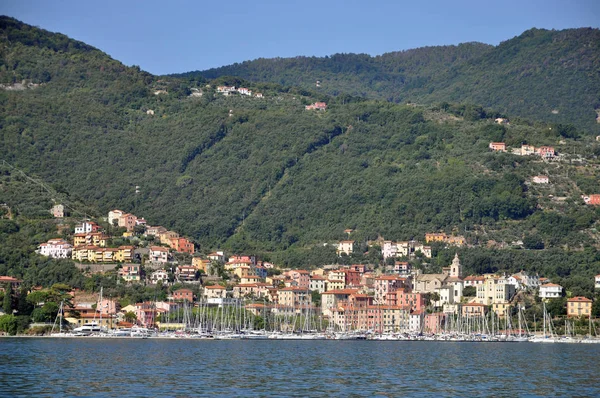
top-left (1, 204), bottom-right (599, 342)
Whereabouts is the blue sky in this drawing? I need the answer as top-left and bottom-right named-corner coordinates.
top-left (2, 0), bottom-right (599, 75)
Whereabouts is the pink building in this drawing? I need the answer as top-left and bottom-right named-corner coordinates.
top-left (424, 313), bottom-right (447, 333)
top-left (374, 275), bottom-right (407, 304)
top-left (489, 142), bottom-right (506, 152)
top-left (134, 302), bottom-right (157, 327)
top-left (305, 102), bottom-right (327, 110)
top-left (388, 288), bottom-right (425, 312)
top-left (119, 213), bottom-right (137, 232)
top-left (287, 270), bottom-right (310, 289)
top-left (536, 146), bottom-right (555, 159)
top-left (173, 288), bottom-right (194, 302)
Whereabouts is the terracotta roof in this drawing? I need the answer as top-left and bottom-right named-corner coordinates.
top-left (567, 296), bottom-right (592, 303)
top-left (204, 285), bottom-right (225, 289)
top-left (0, 276), bottom-right (22, 283)
top-left (322, 289), bottom-right (359, 295)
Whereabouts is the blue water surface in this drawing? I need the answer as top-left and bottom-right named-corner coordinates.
top-left (1, 339), bottom-right (599, 397)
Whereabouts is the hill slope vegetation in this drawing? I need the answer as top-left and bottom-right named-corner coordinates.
top-left (183, 28), bottom-right (600, 133)
top-left (1, 16), bottom-right (600, 261)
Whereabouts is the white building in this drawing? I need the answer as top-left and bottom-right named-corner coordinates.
top-left (413, 244), bottom-right (432, 258)
top-left (309, 275), bottom-right (327, 293)
top-left (108, 210), bottom-right (124, 226)
top-left (532, 175), bottom-right (549, 184)
top-left (539, 283), bottom-right (563, 300)
top-left (149, 246), bottom-right (169, 263)
top-left (507, 271), bottom-right (541, 291)
top-left (38, 239), bottom-right (73, 259)
top-left (337, 240), bottom-right (354, 256)
top-left (409, 311), bottom-right (423, 332)
top-left (150, 270), bottom-right (169, 285)
top-left (595, 275), bottom-right (600, 290)
top-left (75, 221), bottom-right (96, 234)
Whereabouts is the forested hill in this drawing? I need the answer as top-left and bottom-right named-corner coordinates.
top-left (1, 16), bottom-right (600, 260)
top-left (181, 28), bottom-right (600, 133)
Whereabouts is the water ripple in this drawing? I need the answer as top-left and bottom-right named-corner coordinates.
top-left (1, 339), bottom-right (599, 397)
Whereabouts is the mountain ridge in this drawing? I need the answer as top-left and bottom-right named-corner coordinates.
top-left (178, 27), bottom-right (600, 133)
top-left (0, 16), bottom-right (599, 262)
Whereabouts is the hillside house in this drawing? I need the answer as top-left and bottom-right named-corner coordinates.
top-left (150, 270), bottom-right (169, 285)
top-left (173, 288), bottom-right (194, 302)
top-left (216, 86), bottom-right (236, 94)
top-left (169, 237), bottom-right (194, 254)
top-left (337, 240), bottom-right (354, 256)
top-left (75, 221), bottom-right (100, 234)
top-left (489, 142), bottom-right (506, 152)
top-left (521, 144), bottom-right (536, 155)
top-left (305, 102), bottom-right (327, 111)
top-left (596, 275), bottom-right (600, 290)
top-left (583, 194), bottom-right (600, 206)
top-left (532, 175), bottom-right (549, 184)
top-left (567, 296), bottom-right (592, 317)
top-left (145, 226), bottom-right (167, 237)
top-left (0, 276), bottom-right (22, 293)
top-left (149, 246), bottom-right (169, 263)
top-left (176, 265), bottom-right (197, 282)
top-left (539, 283), bottom-right (563, 300)
top-left (203, 285), bottom-right (227, 299)
top-left (118, 213), bottom-right (137, 232)
top-left (39, 239), bottom-right (73, 259)
top-left (118, 264), bottom-right (141, 283)
top-left (536, 146), bottom-right (555, 160)
top-left (108, 210), bottom-right (125, 226)
top-left (50, 204), bottom-right (64, 218)
top-left (208, 251), bottom-right (225, 262)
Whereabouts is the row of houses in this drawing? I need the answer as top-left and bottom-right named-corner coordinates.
top-left (216, 86), bottom-right (263, 98)
top-left (489, 142), bottom-right (556, 160)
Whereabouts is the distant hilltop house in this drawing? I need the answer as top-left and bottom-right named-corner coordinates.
top-left (517, 144), bottom-right (556, 159)
top-left (488, 142), bottom-right (506, 152)
top-left (50, 204), bottom-right (64, 218)
top-left (582, 194), bottom-right (600, 206)
top-left (238, 87), bottom-right (252, 96)
top-left (536, 146), bottom-right (555, 160)
top-left (425, 233), bottom-right (465, 247)
top-left (494, 118), bottom-right (509, 125)
top-left (532, 175), bottom-right (549, 184)
top-left (337, 240), bottom-right (354, 256)
top-left (520, 144), bottom-right (536, 156)
top-left (305, 102), bottom-right (327, 111)
top-left (216, 86), bottom-right (236, 95)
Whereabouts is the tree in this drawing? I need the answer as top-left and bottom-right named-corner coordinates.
top-left (592, 296), bottom-right (600, 318)
top-left (463, 286), bottom-right (476, 297)
top-left (3, 284), bottom-right (13, 315)
top-left (124, 311), bottom-right (137, 324)
top-left (311, 290), bottom-right (322, 307)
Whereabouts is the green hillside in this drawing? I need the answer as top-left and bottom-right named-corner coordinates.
top-left (1, 16), bottom-right (600, 261)
top-left (183, 28), bottom-right (600, 133)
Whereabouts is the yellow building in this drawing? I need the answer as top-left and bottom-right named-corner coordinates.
top-left (115, 246), bottom-right (134, 262)
top-left (567, 297), bottom-right (592, 317)
top-left (326, 279), bottom-right (345, 291)
top-left (192, 257), bottom-right (210, 273)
